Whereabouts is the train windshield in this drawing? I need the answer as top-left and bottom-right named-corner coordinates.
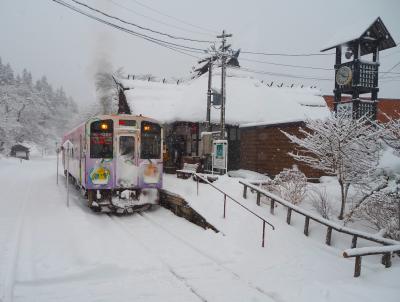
top-left (141, 121), bottom-right (161, 159)
top-left (90, 119), bottom-right (113, 158)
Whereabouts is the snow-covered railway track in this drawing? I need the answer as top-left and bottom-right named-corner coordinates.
top-left (108, 210), bottom-right (275, 302)
top-left (0, 175), bottom-right (33, 302)
top-left (107, 213), bottom-right (207, 302)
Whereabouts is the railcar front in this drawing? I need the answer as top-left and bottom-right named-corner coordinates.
top-left (85, 115), bottom-right (162, 213)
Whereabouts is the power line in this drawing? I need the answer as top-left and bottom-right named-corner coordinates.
top-left (51, 0), bottom-right (203, 58)
top-left (381, 49), bottom-right (400, 58)
top-left (238, 55), bottom-right (400, 75)
top-left (126, 0), bottom-right (218, 35)
top-left (239, 57), bottom-right (333, 71)
top-left (241, 50), bottom-right (335, 57)
top-left (228, 65), bottom-right (333, 81)
top-left (107, 0), bottom-right (215, 37)
top-left (381, 60), bottom-right (400, 79)
top-left (70, 0), bottom-right (212, 43)
top-left (385, 61), bottom-right (400, 73)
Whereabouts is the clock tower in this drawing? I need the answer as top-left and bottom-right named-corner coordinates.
top-left (321, 17), bottom-right (396, 120)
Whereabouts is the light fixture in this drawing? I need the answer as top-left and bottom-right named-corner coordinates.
top-left (345, 48), bottom-right (353, 59)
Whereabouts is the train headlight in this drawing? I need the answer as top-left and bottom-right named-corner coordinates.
top-left (100, 123), bottom-right (109, 130)
top-left (143, 125), bottom-right (151, 131)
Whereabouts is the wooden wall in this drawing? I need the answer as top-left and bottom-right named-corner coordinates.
top-left (239, 122), bottom-right (325, 179)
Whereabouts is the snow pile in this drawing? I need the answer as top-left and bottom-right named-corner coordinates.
top-left (1, 157), bottom-right (399, 302)
top-left (124, 68), bottom-right (330, 126)
top-left (228, 169), bottom-right (270, 181)
top-left (379, 147), bottom-right (400, 177)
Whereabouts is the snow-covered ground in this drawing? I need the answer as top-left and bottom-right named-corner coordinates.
top-left (0, 157), bottom-right (399, 302)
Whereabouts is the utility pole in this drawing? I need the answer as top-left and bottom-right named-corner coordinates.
top-left (206, 59), bottom-right (212, 131)
top-left (217, 30), bottom-right (232, 139)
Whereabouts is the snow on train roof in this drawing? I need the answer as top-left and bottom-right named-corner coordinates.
top-left (120, 68), bottom-right (330, 126)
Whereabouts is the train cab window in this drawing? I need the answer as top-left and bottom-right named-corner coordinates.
top-left (119, 136), bottom-right (135, 158)
top-left (90, 119), bottom-right (113, 158)
top-left (141, 121), bottom-right (161, 159)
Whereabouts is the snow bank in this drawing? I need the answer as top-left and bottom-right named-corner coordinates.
top-left (228, 169), bottom-right (270, 181)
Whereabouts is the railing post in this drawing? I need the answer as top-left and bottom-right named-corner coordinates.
top-left (351, 235), bottom-right (358, 248)
top-left (262, 220), bottom-right (266, 248)
top-left (304, 216), bottom-right (310, 236)
top-left (382, 253), bottom-right (392, 268)
top-left (223, 194), bottom-right (226, 218)
top-left (270, 199), bottom-right (275, 215)
top-left (326, 226), bottom-right (332, 246)
top-left (196, 175), bottom-right (199, 196)
top-left (354, 256), bottom-right (362, 277)
top-left (256, 192), bottom-right (261, 206)
top-left (286, 208), bottom-right (292, 225)
top-left (243, 185), bottom-right (247, 199)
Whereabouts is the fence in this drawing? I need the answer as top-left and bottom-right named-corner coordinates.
top-left (239, 180), bottom-right (400, 277)
top-left (194, 173), bottom-right (275, 247)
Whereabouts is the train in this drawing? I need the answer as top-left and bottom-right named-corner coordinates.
top-left (61, 114), bottom-right (163, 214)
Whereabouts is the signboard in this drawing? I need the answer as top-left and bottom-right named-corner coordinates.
top-left (212, 140), bottom-right (228, 171)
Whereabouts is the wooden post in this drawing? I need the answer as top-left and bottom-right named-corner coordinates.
top-left (304, 216), bottom-right (310, 236)
top-left (351, 235), bottom-right (358, 248)
top-left (262, 220), bottom-right (266, 248)
top-left (382, 253), bottom-right (392, 268)
top-left (196, 176), bottom-right (199, 196)
top-left (354, 256), bottom-right (362, 277)
top-left (286, 208), bottom-right (292, 225)
top-left (243, 185), bottom-right (247, 199)
top-left (66, 147), bottom-right (70, 208)
top-left (56, 143), bottom-right (59, 185)
top-left (256, 192), bottom-right (261, 206)
top-left (270, 199), bottom-right (275, 215)
top-left (223, 194), bottom-right (226, 218)
top-left (326, 226), bottom-right (332, 246)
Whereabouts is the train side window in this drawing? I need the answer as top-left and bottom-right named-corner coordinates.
top-left (90, 120), bottom-right (113, 159)
top-left (141, 121), bottom-right (161, 159)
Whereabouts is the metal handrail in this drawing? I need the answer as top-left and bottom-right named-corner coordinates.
top-left (194, 173), bottom-right (275, 248)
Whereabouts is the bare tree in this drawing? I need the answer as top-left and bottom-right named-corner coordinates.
top-left (95, 67), bottom-right (124, 114)
top-left (283, 113), bottom-right (382, 220)
top-left (309, 186), bottom-right (331, 219)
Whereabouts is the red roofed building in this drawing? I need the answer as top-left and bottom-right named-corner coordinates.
top-left (323, 95), bottom-right (400, 122)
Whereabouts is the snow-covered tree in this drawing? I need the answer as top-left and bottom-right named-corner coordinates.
top-left (273, 167), bottom-right (307, 205)
top-left (381, 112), bottom-right (400, 155)
top-left (282, 113), bottom-right (382, 220)
top-left (354, 190), bottom-right (400, 240)
top-left (0, 59), bottom-right (78, 152)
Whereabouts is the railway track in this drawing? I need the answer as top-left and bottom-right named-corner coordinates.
top-left (108, 210), bottom-right (276, 301)
top-left (0, 173), bottom-right (33, 302)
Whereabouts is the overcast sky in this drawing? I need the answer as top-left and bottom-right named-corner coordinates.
top-left (1, 0), bottom-right (399, 107)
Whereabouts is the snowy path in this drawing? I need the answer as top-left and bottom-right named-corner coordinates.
top-left (0, 158), bottom-right (274, 302)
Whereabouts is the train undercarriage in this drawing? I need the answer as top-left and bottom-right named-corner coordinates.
top-left (87, 188), bottom-right (159, 215)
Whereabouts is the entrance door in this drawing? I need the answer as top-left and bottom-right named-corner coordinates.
top-left (116, 135), bottom-right (138, 188)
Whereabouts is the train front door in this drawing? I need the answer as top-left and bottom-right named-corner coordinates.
top-left (116, 134), bottom-right (139, 188)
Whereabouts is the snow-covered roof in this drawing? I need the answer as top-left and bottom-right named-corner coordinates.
top-left (321, 17), bottom-right (397, 55)
top-left (122, 68), bottom-right (330, 126)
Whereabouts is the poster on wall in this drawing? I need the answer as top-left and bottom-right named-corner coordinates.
top-left (212, 140), bottom-right (228, 171)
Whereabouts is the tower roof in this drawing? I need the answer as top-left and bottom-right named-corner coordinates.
top-left (321, 17), bottom-right (396, 56)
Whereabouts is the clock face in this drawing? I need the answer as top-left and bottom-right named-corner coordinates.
top-left (336, 66), bottom-right (352, 86)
